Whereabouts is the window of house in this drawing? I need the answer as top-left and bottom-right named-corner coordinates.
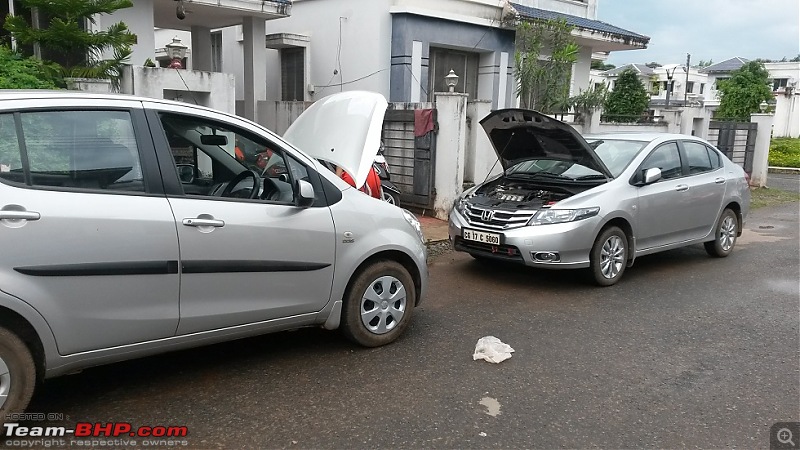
top-left (700, 83), bottom-right (705, 94)
top-left (714, 77), bottom-right (729, 89)
top-left (281, 47), bottom-right (305, 102)
top-left (773, 78), bottom-right (789, 91)
top-left (686, 81), bottom-right (695, 94)
top-left (210, 31), bottom-right (222, 72)
top-left (428, 47), bottom-right (479, 100)
top-left (0, 110), bottom-right (144, 191)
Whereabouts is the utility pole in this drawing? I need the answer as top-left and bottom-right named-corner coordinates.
top-left (684, 53), bottom-right (691, 106)
top-left (8, 0), bottom-right (17, 52)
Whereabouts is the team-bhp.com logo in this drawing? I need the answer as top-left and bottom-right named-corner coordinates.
top-left (4, 422), bottom-right (188, 438)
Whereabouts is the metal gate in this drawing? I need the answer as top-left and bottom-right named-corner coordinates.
top-left (708, 121), bottom-right (757, 173)
top-left (382, 105), bottom-right (437, 208)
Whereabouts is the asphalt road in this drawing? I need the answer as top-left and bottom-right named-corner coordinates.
top-left (19, 203), bottom-right (800, 449)
top-left (768, 172), bottom-right (800, 193)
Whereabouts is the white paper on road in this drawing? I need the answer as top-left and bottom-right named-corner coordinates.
top-left (473, 336), bottom-right (514, 363)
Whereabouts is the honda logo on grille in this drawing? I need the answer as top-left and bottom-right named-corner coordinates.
top-left (480, 209), bottom-right (495, 221)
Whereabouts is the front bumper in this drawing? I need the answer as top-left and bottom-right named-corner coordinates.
top-left (448, 208), bottom-right (601, 269)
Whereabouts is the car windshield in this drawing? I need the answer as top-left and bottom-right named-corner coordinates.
top-left (506, 159), bottom-right (605, 180)
top-left (589, 139), bottom-right (648, 177)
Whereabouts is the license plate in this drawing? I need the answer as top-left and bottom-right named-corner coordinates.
top-left (462, 229), bottom-right (501, 245)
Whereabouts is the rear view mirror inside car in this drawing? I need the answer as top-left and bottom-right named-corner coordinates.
top-left (200, 134), bottom-right (228, 146)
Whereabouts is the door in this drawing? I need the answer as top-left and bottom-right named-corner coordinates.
top-left (0, 105), bottom-right (180, 355)
top-left (147, 108), bottom-right (336, 335)
top-left (635, 142), bottom-right (695, 250)
top-left (677, 141), bottom-right (726, 240)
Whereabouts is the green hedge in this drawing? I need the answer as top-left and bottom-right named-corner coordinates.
top-left (769, 138), bottom-right (800, 168)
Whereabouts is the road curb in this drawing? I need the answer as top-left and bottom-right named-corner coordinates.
top-left (768, 166), bottom-right (800, 174)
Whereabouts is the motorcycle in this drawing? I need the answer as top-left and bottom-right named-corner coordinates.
top-left (374, 150), bottom-right (401, 206)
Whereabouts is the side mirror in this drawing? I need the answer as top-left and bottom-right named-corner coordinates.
top-left (176, 164), bottom-right (195, 183)
top-left (295, 179), bottom-right (315, 207)
top-left (642, 167), bottom-right (662, 185)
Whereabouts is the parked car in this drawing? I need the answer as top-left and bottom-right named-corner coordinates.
top-left (449, 109), bottom-right (750, 286)
top-left (0, 90), bottom-right (427, 422)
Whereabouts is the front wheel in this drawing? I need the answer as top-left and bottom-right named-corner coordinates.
top-left (704, 208), bottom-right (738, 257)
top-left (0, 327), bottom-right (36, 427)
top-left (341, 261), bottom-right (416, 347)
top-left (589, 226), bottom-right (628, 287)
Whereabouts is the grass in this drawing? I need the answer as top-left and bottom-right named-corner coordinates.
top-left (769, 138), bottom-right (800, 168)
top-left (750, 187), bottom-right (800, 209)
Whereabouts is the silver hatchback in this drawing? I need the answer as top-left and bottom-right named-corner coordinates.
top-left (450, 109), bottom-right (750, 286)
top-left (0, 91), bottom-right (427, 421)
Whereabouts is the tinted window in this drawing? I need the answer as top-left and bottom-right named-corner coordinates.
top-left (0, 110), bottom-right (144, 191)
top-left (643, 142), bottom-right (682, 180)
top-left (683, 141), bottom-right (713, 174)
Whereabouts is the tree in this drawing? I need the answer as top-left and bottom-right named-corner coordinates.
top-left (791, 54), bottom-right (800, 62)
top-left (591, 60), bottom-right (615, 71)
top-left (513, 18), bottom-right (579, 113)
top-left (645, 61), bottom-right (662, 69)
top-left (697, 59), bottom-right (713, 68)
top-left (603, 68), bottom-right (650, 123)
top-left (4, 0), bottom-right (136, 88)
top-left (715, 61), bottom-right (773, 121)
top-left (0, 45), bottom-right (61, 89)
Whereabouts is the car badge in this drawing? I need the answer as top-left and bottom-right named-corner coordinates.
top-left (481, 209), bottom-right (494, 221)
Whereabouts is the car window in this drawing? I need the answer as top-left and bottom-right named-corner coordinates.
top-left (706, 145), bottom-right (722, 169)
top-left (158, 113), bottom-right (295, 203)
top-left (643, 142), bottom-right (682, 180)
top-left (683, 141), bottom-right (714, 174)
top-left (0, 110), bottom-right (144, 192)
top-left (590, 139), bottom-right (647, 177)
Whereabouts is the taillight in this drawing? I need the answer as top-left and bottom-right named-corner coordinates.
top-left (744, 171), bottom-right (751, 185)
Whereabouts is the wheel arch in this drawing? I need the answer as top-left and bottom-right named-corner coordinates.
top-left (723, 201), bottom-right (743, 236)
top-left (345, 250), bottom-right (423, 306)
top-left (599, 216), bottom-right (635, 263)
top-left (0, 306), bottom-right (45, 382)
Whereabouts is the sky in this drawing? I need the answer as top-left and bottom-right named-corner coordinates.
top-left (596, 0), bottom-right (800, 67)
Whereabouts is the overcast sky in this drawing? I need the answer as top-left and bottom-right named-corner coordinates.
top-left (596, 0), bottom-right (800, 66)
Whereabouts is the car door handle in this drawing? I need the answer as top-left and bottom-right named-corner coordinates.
top-left (182, 218), bottom-right (225, 227)
top-left (675, 184), bottom-right (689, 192)
top-left (0, 210), bottom-right (41, 221)
top-left (714, 177), bottom-right (726, 184)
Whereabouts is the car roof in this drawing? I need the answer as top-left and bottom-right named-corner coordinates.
top-left (583, 132), bottom-right (705, 143)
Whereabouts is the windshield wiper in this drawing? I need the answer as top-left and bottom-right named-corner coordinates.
top-left (573, 174), bottom-right (608, 180)
top-left (508, 171), bottom-right (571, 180)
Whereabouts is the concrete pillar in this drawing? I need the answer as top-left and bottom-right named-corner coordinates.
top-left (191, 26), bottom-right (213, 72)
top-left (661, 109), bottom-right (682, 134)
top-left (433, 92), bottom-right (468, 220)
top-left (749, 113), bottom-right (775, 187)
top-left (465, 100), bottom-right (493, 184)
top-left (693, 108), bottom-right (710, 139)
top-left (242, 17), bottom-right (266, 121)
top-left (585, 109), bottom-right (601, 134)
top-left (679, 107), bottom-right (696, 135)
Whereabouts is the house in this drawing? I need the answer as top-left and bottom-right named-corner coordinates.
top-left (206, 0), bottom-right (648, 113)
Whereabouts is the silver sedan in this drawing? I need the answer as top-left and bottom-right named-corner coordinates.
top-left (449, 109), bottom-right (751, 286)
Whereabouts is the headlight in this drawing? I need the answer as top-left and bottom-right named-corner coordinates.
top-left (528, 207), bottom-right (600, 226)
top-left (403, 209), bottom-right (425, 243)
top-left (453, 197), bottom-right (467, 215)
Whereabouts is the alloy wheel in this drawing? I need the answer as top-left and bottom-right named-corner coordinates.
top-left (719, 215), bottom-right (737, 252)
top-left (0, 355), bottom-right (10, 409)
top-left (600, 235), bottom-right (625, 279)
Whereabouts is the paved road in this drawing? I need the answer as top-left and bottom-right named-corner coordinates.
top-left (20, 203), bottom-right (800, 449)
top-left (768, 172), bottom-right (800, 193)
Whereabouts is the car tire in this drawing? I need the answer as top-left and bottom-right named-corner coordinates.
top-left (704, 208), bottom-right (738, 258)
top-left (382, 190), bottom-right (400, 206)
top-left (341, 261), bottom-right (415, 347)
top-left (589, 226), bottom-right (628, 287)
top-left (0, 327), bottom-right (36, 427)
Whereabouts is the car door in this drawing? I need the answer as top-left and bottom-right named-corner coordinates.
top-left (677, 140), bottom-right (726, 240)
top-left (144, 104), bottom-right (336, 335)
top-left (0, 101), bottom-right (180, 355)
top-left (634, 141), bottom-right (695, 250)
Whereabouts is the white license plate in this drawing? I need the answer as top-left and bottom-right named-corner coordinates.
top-left (462, 229), bottom-right (501, 245)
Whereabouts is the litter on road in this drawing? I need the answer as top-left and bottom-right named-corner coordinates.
top-left (473, 336), bottom-right (515, 363)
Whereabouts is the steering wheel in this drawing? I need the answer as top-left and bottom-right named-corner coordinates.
top-left (220, 170), bottom-right (261, 199)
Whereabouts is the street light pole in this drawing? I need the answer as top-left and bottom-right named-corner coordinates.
top-left (684, 53), bottom-right (691, 106)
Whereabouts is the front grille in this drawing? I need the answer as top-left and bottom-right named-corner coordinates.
top-left (454, 238), bottom-right (524, 262)
top-left (463, 204), bottom-right (535, 230)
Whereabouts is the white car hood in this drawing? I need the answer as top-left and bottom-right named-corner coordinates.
top-left (283, 91), bottom-right (388, 188)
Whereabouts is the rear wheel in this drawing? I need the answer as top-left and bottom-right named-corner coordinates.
top-left (382, 190), bottom-right (399, 206)
top-left (704, 208), bottom-right (738, 257)
top-left (589, 226), bottom-right (628, 287)
top-left (341, 261), bottom-right (415, 347)
top-left (0, 327), bottom-right (36, 427)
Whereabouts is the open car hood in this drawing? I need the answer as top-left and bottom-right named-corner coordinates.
top-left (283, 91), bottom-right (388, 188)
top-left (480, 109), bottom-right (612, 178)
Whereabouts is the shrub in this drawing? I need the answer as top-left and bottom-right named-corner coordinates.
top-left (769, 138), bottom-right (800, 168)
